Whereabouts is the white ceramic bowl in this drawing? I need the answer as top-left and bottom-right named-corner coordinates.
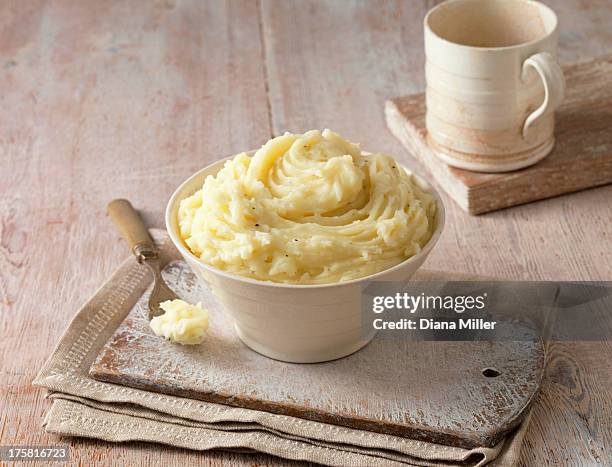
top-left (166, 157), bottom-right (445, 363)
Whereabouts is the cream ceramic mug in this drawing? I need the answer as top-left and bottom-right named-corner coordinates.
top-left (424, 0), bottom-right (565, 172)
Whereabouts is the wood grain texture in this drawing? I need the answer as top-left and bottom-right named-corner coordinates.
top-left (520, 341), bottom-right (612, 466)
top-left (1, 0), bottom-right (611, 465)
top-left (89, 259), bottom-right (544, 450)
top-left (386, 54), bottom-right (612, 215)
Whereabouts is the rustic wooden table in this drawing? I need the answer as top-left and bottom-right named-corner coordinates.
top-left (1, 1), bottom-right (611, 465)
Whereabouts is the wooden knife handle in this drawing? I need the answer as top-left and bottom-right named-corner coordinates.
top-left (107, 199), bottom-right (156, 259)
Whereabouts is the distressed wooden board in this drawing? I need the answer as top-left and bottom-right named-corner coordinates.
top-left (385, 54), bottom-right (612, 215)
top-left (90, 258), bottom-right (544, 449)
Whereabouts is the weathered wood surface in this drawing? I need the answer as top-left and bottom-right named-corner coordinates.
top-left (1, 0), bottom-right (611, 465)
top-left (89, 258), bottom-right (544, 449)
top-left (386, 55), bottom-right (612, 215)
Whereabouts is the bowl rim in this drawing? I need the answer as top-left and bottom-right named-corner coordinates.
top-left (165, 155), bottom-right (446, 290)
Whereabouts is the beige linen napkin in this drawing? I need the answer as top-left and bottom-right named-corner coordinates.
top-left (34, 230), bottom-right (534, 466)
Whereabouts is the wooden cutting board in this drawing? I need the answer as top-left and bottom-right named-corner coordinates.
top-left (386, 54), bottom-right (612, 215)
top-left (89, 257), bottom-right (544, 449)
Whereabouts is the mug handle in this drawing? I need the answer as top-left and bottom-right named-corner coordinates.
top-left (521, 52), bottom-right (565, 138)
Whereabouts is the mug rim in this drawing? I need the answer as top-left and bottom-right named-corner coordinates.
top-left (424, 0), bottom-right (559, 52)
top-left (165, 156), bottom-right (446, 290)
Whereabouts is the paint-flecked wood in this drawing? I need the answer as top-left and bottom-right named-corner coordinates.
top-left (386, 54), bottom-right (612, 215)
top-left (1, 0), bottom-right (612, 465)
top-left (89, 259), bottom-right (544, 449)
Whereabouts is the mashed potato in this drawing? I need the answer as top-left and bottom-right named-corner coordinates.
top-left (178, 129), bottom-right (437, 284)
top-left (150, 299), bottom-right (209, 345)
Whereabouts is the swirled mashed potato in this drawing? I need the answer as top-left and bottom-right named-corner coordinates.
top-left (178, 130), bottom-right (437, 284)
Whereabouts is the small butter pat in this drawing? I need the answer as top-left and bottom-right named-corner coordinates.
top-left (150, 299), bottom-right (209, 345)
